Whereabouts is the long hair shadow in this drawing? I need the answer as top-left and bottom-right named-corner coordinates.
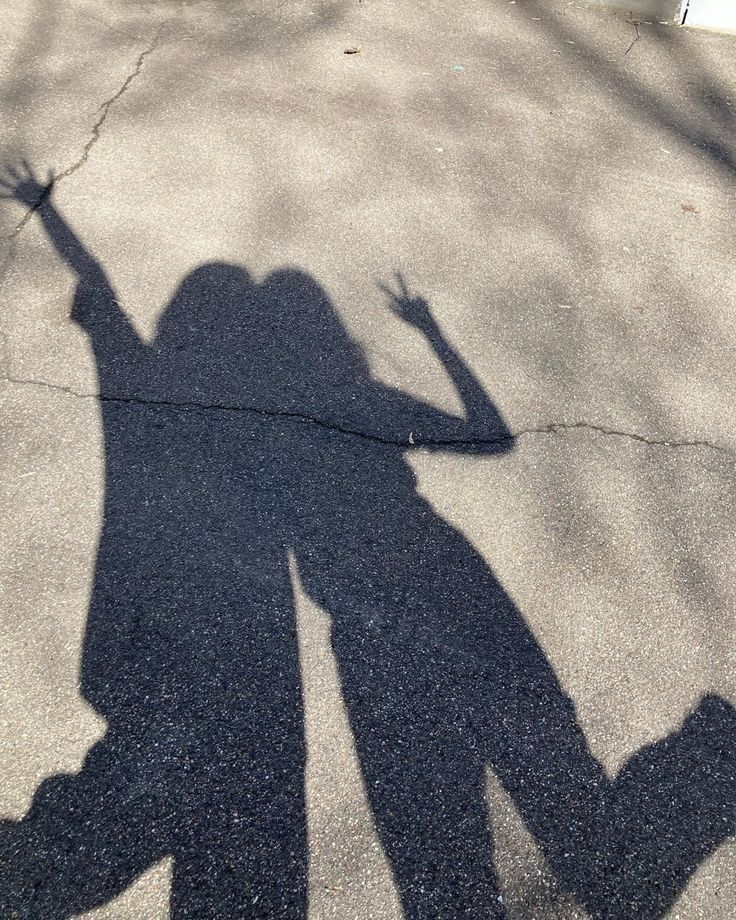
top-left (1, 181), bottom-right (734, 919)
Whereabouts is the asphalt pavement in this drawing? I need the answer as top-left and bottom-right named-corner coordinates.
top-left (1, 1), bottom-right (735, 917)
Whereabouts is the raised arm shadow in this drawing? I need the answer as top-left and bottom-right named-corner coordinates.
top-left (340, 272), bottom-right (514, 453)
top-left (1, 165), bottom-right (146, 387)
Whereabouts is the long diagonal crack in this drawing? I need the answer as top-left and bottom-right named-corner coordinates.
top-left (1, 371), bottom-right (732, 458)
top-left (1, 30), bottom-right (161, 246)
top-left (56, 30), bottom-right (161, 182)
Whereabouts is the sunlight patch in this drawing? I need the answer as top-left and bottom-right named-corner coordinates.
top-left (290, 553), bottom-right (403, 920)
top-left (76, 856), bottom-right (172, 920)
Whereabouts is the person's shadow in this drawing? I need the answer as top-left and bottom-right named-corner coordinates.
top-left (1, 165), bottom-right (734, 919)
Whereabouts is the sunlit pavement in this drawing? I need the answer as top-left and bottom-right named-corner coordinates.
top-left (1, 2), bottom-right (735, 917)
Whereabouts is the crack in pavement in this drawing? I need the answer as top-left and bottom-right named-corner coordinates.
top-left (513, 421), bottom-right (732, 456)
top-left (56, 29), bottom-right (162, 182)
top-left (1, 371), bottom-right (732, 458)
top-left (1, 30), bottom-right (161, 246)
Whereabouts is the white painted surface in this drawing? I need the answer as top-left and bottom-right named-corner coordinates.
top-left (686, 0), bottom-right (736, 32)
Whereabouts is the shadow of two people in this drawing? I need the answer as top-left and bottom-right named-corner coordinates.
top-left (1, 165), bottom-right (735, 919)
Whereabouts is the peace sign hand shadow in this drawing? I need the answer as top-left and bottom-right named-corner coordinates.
top-left (380, 272), bottom-right (435, 333)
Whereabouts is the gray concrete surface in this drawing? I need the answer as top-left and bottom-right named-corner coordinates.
top-left (586, 2), bottom-right (683, 26)
top-left (1, 1), bottom-right (735, 917)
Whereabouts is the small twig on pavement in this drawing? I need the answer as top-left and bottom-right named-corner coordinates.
top-left (625, 17), bottom-right (641, 55)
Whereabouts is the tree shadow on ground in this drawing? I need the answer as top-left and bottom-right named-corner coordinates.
top-left (1, 170), bottom-right (734, 918)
